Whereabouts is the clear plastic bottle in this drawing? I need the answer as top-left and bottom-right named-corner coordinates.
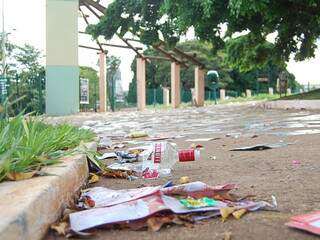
top-left (142, 142), bottom-right (200, 179)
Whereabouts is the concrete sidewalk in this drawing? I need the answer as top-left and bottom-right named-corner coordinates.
top-left (0, 142), bottom-right (96, 240)
top-left (261, 100), bottom-right (320, 110)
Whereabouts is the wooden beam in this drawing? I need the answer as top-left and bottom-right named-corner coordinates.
top-left (100, 43), bottom-right (142, 50)
top-left (79, 45), bottom-right (105, 52)
top-left (144, 55), bottom-right (171, 61)
top-left (79, 6), bottom-right (104, 52)
top-left (173, 47), bottom-right (205, 69)
top-left (81, 0), bottom-right (146, 60)
top-left (81, 0), bottom-right (106, 13)
top-left (79, 32), bottom-right (143, 50)
top-left (153, 45), bottom-right (188, 68)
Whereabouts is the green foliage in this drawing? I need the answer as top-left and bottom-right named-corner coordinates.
top-left (0, 115), bottom-right (95, 182)
top-left (88, 0), bottom-right (320, 68)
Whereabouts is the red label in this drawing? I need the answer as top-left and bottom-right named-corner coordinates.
top-left (153, 143), bottom-right (162, 164)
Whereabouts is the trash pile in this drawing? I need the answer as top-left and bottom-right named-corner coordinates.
top-left (286, 211), bottom-right (320, 235)
top-left (90, 140), bottom-right (200, 181)
top-left (67, 181), bottom-right (277, 233)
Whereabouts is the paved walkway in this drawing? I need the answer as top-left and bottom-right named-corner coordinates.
top-left (47, 102), bottom-right (320, 240)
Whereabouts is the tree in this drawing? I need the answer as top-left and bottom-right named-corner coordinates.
top-left (87, 0), bottom-right (320, 69)
top-left (8, 44), bottom-right (45, 114)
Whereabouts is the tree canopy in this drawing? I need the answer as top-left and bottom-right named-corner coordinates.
top-left (87, 0), bottom-right (320, 69)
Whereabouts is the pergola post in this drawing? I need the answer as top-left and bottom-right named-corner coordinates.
top-left (194, 66), bottom-right (205, 107)
top-left (171, 62), bottom-right (180, 108)
top-left (163, 87), bottom-right (170, 106)
top-left (136, 57), bottom-right (146, 111)
top-left (46, 0), bottom-right (79, 115)
top-left (99, 52), bottom-right (107, 112)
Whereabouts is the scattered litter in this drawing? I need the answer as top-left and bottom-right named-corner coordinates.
top-left (107, 162), bottom-right (142, 172)
top-left (251, 135), bottom-right (258, 138)
top-left (190, 143), bottom-right (204, 149)
top-left (180, 197), bottom-right (218, 209)
top-left (115, 151), bottom-right (138, 163)
top-left (178, 176), bottom-right (191, 184)
top-left (286, 211), bottom-right (320, 235)
top-left (96, 152), bottom-right (117, 160)
top-left (88, 173), bottom-right (99, 184)
top-left (98, 169), bottom-right (133, 179)
top-left (70, 181), bottom-right (274, 232)
top-left (142, 142), bottom-right (200, 179)
top-left (186, 138), bottom-right (220, 142)
top-left (50, 222), bottom-right (69, 236)
top-left (226, 133), bottom-right (240, 139)
top-left (99, 137), bottom-right (112, 148)
top-left (127, 175), bottom-right (139, 181)
top-left (292, 160), bottom-right (301, 165)
top-left (111, 143), bottom-right (126, 149)
top-left (209, 155), bottom-right (217, 160)
top-left (230, 142), bottom-right (293, 151)
top-left (128, 131), bottom-right (148, 138)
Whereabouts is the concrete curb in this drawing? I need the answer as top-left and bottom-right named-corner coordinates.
top-left (0, 142), bottom-right (97, 240)
top-left (260, 100), bottom-right (320, 110)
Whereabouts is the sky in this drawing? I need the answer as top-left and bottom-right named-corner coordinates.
top-left (2, 0), bottom-right (320, 90)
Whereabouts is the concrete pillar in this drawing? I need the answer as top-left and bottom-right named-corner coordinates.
top-left (46, 0), bottom-right (79, 115)
top-left (171, 62), bottom-right (180, 108)
top-left (268, 87), bottom-right (274, 95)
top-left (136, 57), bottom-right (146, 111)
top-left (99, 52), bottom-right (107, 112)
top-left (287, 88), bottom-right (292, 95)
top-left (163, 87), bottom-right (170, 106)
top-left (220, 89), bottom-right (225, 100)
top-left (246, 89), bottom-right (252, 97)
top-left (194, 66), bottom-right (205, 107)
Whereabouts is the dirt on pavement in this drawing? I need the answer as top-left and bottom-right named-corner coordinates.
top-left (46, 103), bottom-right (320, 240)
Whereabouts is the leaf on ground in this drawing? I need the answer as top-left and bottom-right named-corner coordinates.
top-left (220, 207), bottom-right (236, 222)
top-left (6, 171), bottom-right (37, 181)
top-left (224, 231), bottom-right (232, 240)
top-left (88, 173), bottom-right (100, 184)
top-left (50, 222), bottom-right (69, 236)
top-left (98, 170), bottom-right (129, 179)
top-left (147, 214), bottom-right (193, 232)
top-left (62, 208), bottom-right (77, 222)
top-left (232, 208), bottom-right (247, 220)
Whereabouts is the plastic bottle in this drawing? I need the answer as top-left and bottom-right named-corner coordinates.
top-left (142, 142), bottom-right (200, 179)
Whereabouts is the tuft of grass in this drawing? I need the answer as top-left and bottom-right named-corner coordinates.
top-left (277, 89), bottom-right (320, 100)
top-left (0, 116), bottom-right (95, 182)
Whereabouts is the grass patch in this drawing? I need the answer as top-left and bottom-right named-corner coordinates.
top-left (277, 89), bottom-right (320, 100)
top-left (144, 94), bottom-right (279, 110)
top-left (0, 116), bottom-right (95, 182)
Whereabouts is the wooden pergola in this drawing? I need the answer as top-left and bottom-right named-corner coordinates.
top-left (79, 0), bottom-right (206, 111)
